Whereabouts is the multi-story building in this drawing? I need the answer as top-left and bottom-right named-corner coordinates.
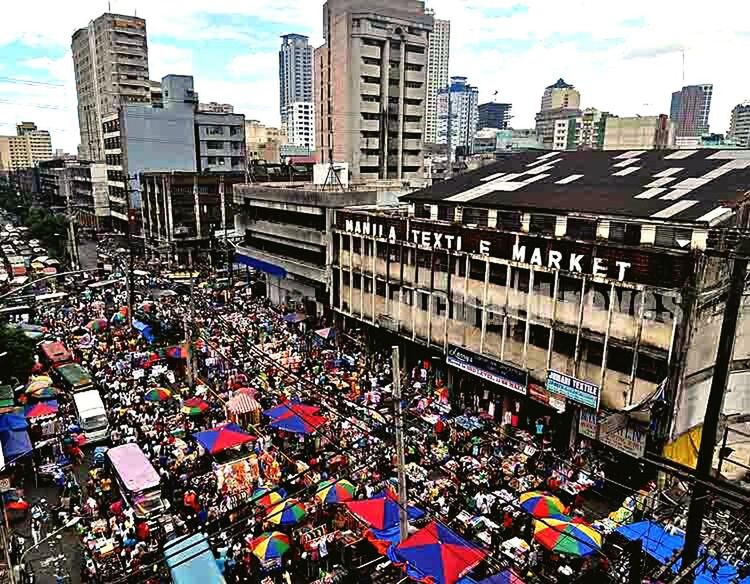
top-left (728, 102), bottom-right (750, 148)
top-left (0, 122), bottom-right (53, 170)
top-left (279, 34), bottom-right (313, 119)
top-left (102, 75), bottom-right (198, 230)
top-left (314, 0), bottom-right (434, 183)
top-left (71, 13), bottom-right (150, 161)
top-left (195, 111), bottom-right (246, 173)
top-left (495, 129), bottom-right (543, 152)
top-left (282, 102), bottom-right (315, 150)
top-left (424, 15), bottom-right (450, 145)
top-left (330, 148), bottom-right (750, 457)
top-left (578, 109), bottom-right (609, 150)
top-left (478, 102), bottom-right (512, 131)
top-left (198, 102), bottom-right (234, 114)
top-left (436, 76), bottom-right (479, 158)
top-left (139, 171), bottom-right (246, 262)
top-left (535, 79), bottom-right (582, 150)
top-left (37, 158), bottom-right (109, 229)
top-left (245, 121), bottom-right (287, 163)
top-left (670, 84), bottom-right (713, 138)
top-left (602, 115), bottom-right (674, 150)
top-left (150, 80), bottom-right (163, 107)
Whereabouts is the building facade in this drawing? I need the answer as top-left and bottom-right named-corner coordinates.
top-left (140, 171), bottom-right (245, 261)
top-left (670, 84), bottom-right (713, 138)
top-left (72, 13), bottom-right (150, 161)
top-left (0, 122), bottom-right (53, 171)
top-left (535, 79), bottom-right (582, 150)
top-left (195, 111), bottom-right (246, 173)
top-left (436, 77), bottom-right (479, 158)
top-left (37, 158), bottom-right (109, 229)
top-left (198, 102), bottom-right (234, 114)
top-left (728, 102), bottom-right (750, 148)
top-left (478, 102), bottom-right (512, 131)
top-left (246, 121), bottom-right (286, 163)
top-left (314, 0), bottom-right (434, 183)
top-left (279, 34), bottom-right (313, 119)
top-left (424, 16), bottom-right (450, 145)
top-left (329, 149), bottom-right (750, 455)
top-left (282, 102), bottom-right (315, 150)
top-left (602, 115), bottom-right (674, 150)
top-left (102, 75), bottom-right (198, 230)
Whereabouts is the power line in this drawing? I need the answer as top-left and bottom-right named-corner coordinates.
top-left (0, 76), bottom-right (66, 87)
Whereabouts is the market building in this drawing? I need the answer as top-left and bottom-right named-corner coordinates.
top-left (329, 148), bottom-right (750, 457)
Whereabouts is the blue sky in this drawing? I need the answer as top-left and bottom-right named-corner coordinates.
top-left (1, 0), bottom-right (749, 152)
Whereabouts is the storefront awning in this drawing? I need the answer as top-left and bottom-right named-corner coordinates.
top-left (234, 253), bottom-right (287, 279)
top-left (164, 533), bottom-right (225, 584)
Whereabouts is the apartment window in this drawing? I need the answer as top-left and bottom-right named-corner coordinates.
top-left (230, 126), bottom-right (242, 136)
top-left (206, 141), bottom-right (224, 150)
top-left (206, 126), bottom-right (225, 135)
top-left (207, 156), bottom-right (217, 164)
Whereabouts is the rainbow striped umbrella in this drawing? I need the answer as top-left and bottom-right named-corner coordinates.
top-left (181, 397), bottom-right (209, 416)
top-left (518, 491), bottom-right (565, 518)
top-left (248, 532), bottom-right (290, 561)
top-left (533, 517), bottom-right (602, 557)
top-left (144, 387), bottom-right (171, 402)
top-left (252, 488), bottom-right (287, 508)
top-left (316, 479), bottom-right (356, 505)
top-left (265, 499), bottom-right (306, 526)
top-left (86, 319), bottom-right (108, 333)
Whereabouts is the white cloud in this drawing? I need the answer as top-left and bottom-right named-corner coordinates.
top-left (22, 53), bottom-right (73, 81)
top-left (225, 52), bottom-right (278, 78)
top-left (149, 44), bottom-right (194, 79)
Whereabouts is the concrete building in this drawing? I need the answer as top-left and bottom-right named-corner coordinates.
top-left (195, 111), bottom-right (246, 173)
top-left (150, 80), bottom-right (163, 107)
top-left (330, 148), bottom-right (750, 455)
top-left (436, 76), bottom-right (479, 158)
top-left (282, 101), bottom-right (315, 150)
top-left (72, 13), bottom-right (150, 161)
top-left (102, 75), bottom-right (198, 230)
top-left (578, 109), bottom-right (609, 150)
top-left (246, 121), bottom-right (287, 163)
top-left (478, 102), bottom-right (512, 131)
top-left (424, 15), bottom-right (450, 145)
top-left (37, 158), bottom-right (109, 229)
top-left (279, 34), bottom-right (313, 119)
top-left (535, 79), bottom-right (582, 150)
top-left (233, 182), bottom-right (391, 314)
top-left (314, 0), bottom-right (434, 183)
top-left (602, 115), bottom-right (674, 150)
top-left (198, 102), bottom-right (234, 114)
top-left (670, 84), bottom-right (713, 138)
top-left (728, 102), bottom-right (750, 148)
top-left (0, 122), bottom-right (53, 171)
top-left (495, 129), bottom-right (543, 152)
top-left (139, 171), bottom-right (246, 261)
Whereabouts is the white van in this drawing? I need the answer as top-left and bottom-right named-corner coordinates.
top-left (72, 390), bottom-right (109, 443)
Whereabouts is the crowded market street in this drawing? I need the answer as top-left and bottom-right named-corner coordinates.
top-left (0, 241), bottom-right (738, 584)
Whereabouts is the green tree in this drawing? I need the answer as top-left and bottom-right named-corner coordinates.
top-left (25, 208), bottom-right (68, 259)
top-left (0, 324), bottom-right (36, 385)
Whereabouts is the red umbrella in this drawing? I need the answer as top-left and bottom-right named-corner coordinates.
top-left (192, 423), bottom-right (256, 454)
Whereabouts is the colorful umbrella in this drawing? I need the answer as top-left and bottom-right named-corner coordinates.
top-left (248, 532), bottom-right (290, 561)
top-left (144, 387), bottom-right (171, 402)
top-left (181, 397), bottom-right (209, 416)
top-left (27, 386), bottom-right (60, 400)
top-left (25, 376), bottom-right (53, 395)
top-left (193, 423), bottom-right (256, 455)
top-left (166, 346), bottom-right (187, 360)
top-left (269, 413), bottom-right (327, 434)
top-left (316, 479), bottom-right (356, 505)
top-left (251, 488), bottom-right (287, 508)
top-left (344, 492), bottom-right (425, 530)
top-left (236, 387), bottom-right (258, 397)
top-left (265, 499), bottom-right (306, 525)
top-left (315, 327), bottom-right (334, 340)
top-left (110, 312), bottom-right (127, 326)
top-left (263, 402), bottom-right (320, 419)
top-left (533, 517), bottom-right (602, 557)
top-left (477, 570), bottom-right (525, 584)
top-left (227, 394), bottom-right (261, 415)
top-left (86, 319), bottom-right (108, 333)
top-left (386, 521), bottom-right (487, 584)
top-left (518, 492), bottom-right (565, 518)
top-left (24, 400), bottom-right (59, 419)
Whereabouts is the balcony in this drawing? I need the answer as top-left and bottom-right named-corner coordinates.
top-left (358, 154), bottom-right (380, 167)
top-left (403, 138), bottom-right (422, 150)
top-left (405, 70), bottom-right (425, 84)
top-left (360, 119), bottom-right (380, 132)
top-left (360, 101), bottom-right (381, 114)
top-left (361, 64), bottom-right (381, 78)
top-left (405, 86), bottom-right (424, 100)
top-left (404, 121), bottom-right (423, 133)
top-left (248, 220), bottom-right (324, 247)
top-left (361, 82), bottom-right (380, 97)
top-left (360, 44), bottom-right (381, 60)
top-left (406, 52), bottom-right (426, 66)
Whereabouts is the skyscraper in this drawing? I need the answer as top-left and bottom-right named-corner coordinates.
top-left (279, 34), bottom-right (313, 119)
top-left (535, 78), bottom-right (582, 149)
top-left (424, 15), bottom-right (450, 144)
top-left (436, 76), bottom-right (479, 158)
top-left (478, 102), bottom-right (512, 130)
top-left (314, 0), bottom-right (433, 183)
top-left (71, 13), bottom-right (150, 161)
top-left (670, 84), bottom-right (713, 138)
top-left (728, 102), bottom-right (750, 147)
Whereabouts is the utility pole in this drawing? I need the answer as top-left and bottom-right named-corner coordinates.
top-left (184, 246), bottom-right (197, 391)
top-left (391, 345), bottom-right (409, 542)
top-left (64, 176), bottom-right (80, 270)
top-left (682, 240), bottom-right (750, 572)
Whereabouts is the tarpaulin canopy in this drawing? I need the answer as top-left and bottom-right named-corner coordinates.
top-left (269, 412), bottom-right (327, 434)
top-left (344, 491), bottom-right (425, 530)
top-left (387, 521), bottom-right (487, 584)
top-left (132, 319), bottom-right (155, 343)
top-left (616, 521), bottom-right (750, 584)
top-left (0, 414), bottom-right (28, 432)
top-left (227, 394), bottom-right (261, 415)
top-left (24, 400), bottom-right (59, 418)
top-left (0, 429), bottom-right (32, 461)
top-left (234, 253), bottom-right (287, 279)
top-left (283, 312), bottom-right (306, 323)
top-left (193, 423), bottom-right (256, 455)
top-left (164, 532), bottom-right (225, 584)
top-left (263, 402), bottom-right (320, 419)
top-left (315, 327), bottom-right (334, 340)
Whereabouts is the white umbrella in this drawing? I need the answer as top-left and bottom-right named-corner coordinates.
top-left (32, 256), bottom-right (48, 264)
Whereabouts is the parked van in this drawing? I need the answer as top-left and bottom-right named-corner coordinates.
top-left (72, 390), bottom-right (109, 443)
top-left (107, 444), bottom-right (166, 519)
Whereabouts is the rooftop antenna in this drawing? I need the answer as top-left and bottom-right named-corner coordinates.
top-left (493, 90), bottom-right (498, 103)
top-left (108, 1), bottom-right (111, 10)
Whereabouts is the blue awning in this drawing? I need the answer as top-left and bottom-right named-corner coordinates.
top-left (234, 253), bottom-right (287, 279)
top-left (164, 533), bottom-right (225, 584)
top-left (0, 429), bottom-right (32, 461)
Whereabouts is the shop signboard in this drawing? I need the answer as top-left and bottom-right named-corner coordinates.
top-left (578, 409), bottom-right (598, 439)
top-left (447, 345), bottom-right (527, 395)
top-left (528, 383), bottom-right (566, 413)
top-left (578, 410), bottom-right (647, 458)
top-left (546, 370), bottom-right (600, 410)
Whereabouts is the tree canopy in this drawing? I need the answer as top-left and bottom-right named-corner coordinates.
top-left (0, 324), bottom-right (35, 385)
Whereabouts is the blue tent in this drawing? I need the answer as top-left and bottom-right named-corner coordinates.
top-left (616, 520), bottom-right (750, 584)
top-left (0, 414), bottom-right (28, 432)
top-left (164, 532), bottom-right (225, 584)
top-left (0, 429), bottom-right (32, 462)
top-left (132, 319), bottom-right (155, 343)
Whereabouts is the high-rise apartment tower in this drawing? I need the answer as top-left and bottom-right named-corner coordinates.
top-left (279, 34), bottom-right (313, 119)
top-left (424, 15), bottom-right (450, 144)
